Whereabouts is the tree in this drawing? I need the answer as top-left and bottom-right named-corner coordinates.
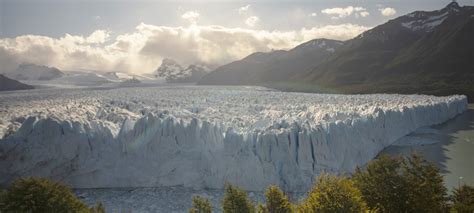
top-left (260, 185), bottom-right (293, 213)
top-left (353, 155), bottom-right (408, 212)
top-left (353, 153), bottom-right (448, 212)
top-left (189, 195), bottom-right (213, 213)
top-left (0, 177), bottom-right (90, 212)
top-left (451, 185), bottom-right (474, 213)
top-left (402, 153), bottom-right (448, 212)
top-left (299, 174), bottom-right (367, 213)
top-left (221, 184), bottom-right (255, 213)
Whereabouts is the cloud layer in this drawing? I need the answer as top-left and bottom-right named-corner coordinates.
top-left (0, 23), bottom-right (370, 74)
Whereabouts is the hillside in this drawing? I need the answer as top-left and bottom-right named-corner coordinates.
top-left (198, 39), bottom-right (343, 85)
top-left (199, 2), bottom-right (474, 101)
top-left (0, 74), bottom-right (34, 91)
top-left (302, 2), bottom-right (474, 100)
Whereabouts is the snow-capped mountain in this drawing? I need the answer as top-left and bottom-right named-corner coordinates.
top-left (3, 63), bottom-right (64, 81)
top-left (303, 1), bottom-right (474, 100)
top-left (0, 74), bottom-right (34, 91)
top-left (400, 2), bottom-right (462, 33)
top-left (198, 39), bottom-right (343, 85)
top-left (155, 58), bottom-right (209, 83)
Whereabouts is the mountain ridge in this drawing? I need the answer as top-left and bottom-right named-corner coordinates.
top-left (199, 3), bottom-right (474, 102)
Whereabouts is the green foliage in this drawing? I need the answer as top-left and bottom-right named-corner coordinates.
top-left (221, 184), bottom-right (255, 213)
top-left (260, 185), bottom-right (292, 213)
top-left (402, 153), bottom-right (448, 211)
top-left (189, 195), bottom-right (213, 213)
top-left (299, 174), bottom-right (367, 213)
top-left (354, 153), bottom-right (448, 212)
top-left (451, 185), bottom-right (474, 213)
top-left (353, 155), bottom-right (408, 212)
top-left (0, 177), bottom-right (90, 212)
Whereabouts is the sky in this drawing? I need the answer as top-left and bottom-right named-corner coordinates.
top-left (0, 0), bottom-right (473, 74)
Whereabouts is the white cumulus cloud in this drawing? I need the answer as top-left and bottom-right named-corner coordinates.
top-left (321, 6), bottom-right (369, 19)
top-left (379, 7), bottom-right (397, 16)
top-left (181, 11), bottom-right (200, 24)
top-left (238, 5), bottom-right (251, 14)
top-left (245, 16), bottom-right (260, 27)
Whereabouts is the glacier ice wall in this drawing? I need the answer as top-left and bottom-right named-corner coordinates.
top-left (0, 86), bottom-right (468, 191)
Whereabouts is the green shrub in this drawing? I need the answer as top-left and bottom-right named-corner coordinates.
top-left (354, 153), bottom-right (448, 212)
top-left (189, 195), bottom-right (213, 213)
top-left (222, 184), bottom-right (255, 213)
top-left (299, 174), bottom-right (367, 213)
top-left (0, 177), bottom-right (90, 212)
top-left (260, 185), bottom-right (292, 213)
top-left (451, 185), bottom-right (474, 213)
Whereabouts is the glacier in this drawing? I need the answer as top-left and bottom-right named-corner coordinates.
top-left (0, 86), bottom-right (468, 192)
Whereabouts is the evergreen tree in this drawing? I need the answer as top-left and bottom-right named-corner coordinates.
top-left (451, 185), bottom-right (474, 213)
top-left (222, 184), bottom-right (255, 213)
top-left (189, 195), bottom-right (213, 213)
top-left (299, 174), bottom-right (367, 213)
top-left (260, 185), bottom-right (293, 213)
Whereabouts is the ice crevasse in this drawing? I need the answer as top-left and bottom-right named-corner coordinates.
top-left (0, 87), bottom-right (468, 192)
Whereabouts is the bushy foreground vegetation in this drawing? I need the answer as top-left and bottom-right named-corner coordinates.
top-left (0, 154), bottom-right (472, 212)
top-left (0, 177), bottom-right (104, 213)
top-left (191, 154), bottom-right (474, 213)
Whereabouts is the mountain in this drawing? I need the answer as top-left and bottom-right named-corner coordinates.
top-left (155, 58), bottom-right (209, 83)
top-left (0, 74), bottom-right (34, 91)
top-left (299, 2), bottom-right (474, 100)
top-left (198, 39), bottom-right (343, 85)
top-left (3, 63), bottom-right (64, 81)
top-left (199, 3), bottom-right (474, 101)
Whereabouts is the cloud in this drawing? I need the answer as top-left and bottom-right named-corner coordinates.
top-left (245, 16), bottom-right (260, 27)
top-left (379, 7), bottom-right (397, 16)
top-left (359, 11), bottom-right (370, 18)
top-left (238, 5), bottom-right (251, 14)
top-left (86, 30), bottom-right (110, 44)
top-left (0, 23), bottom-right (371, 74)
top-left (181, 11), bottom-right (200, 24)
top-left (309, 12), bottom-right (317, 17)
top-left (321, 6), bottom-right (369, 19)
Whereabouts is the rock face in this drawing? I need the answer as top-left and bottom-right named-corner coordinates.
top-left (0, 86), bottom-right (468, 191)
top-left (0, 74), bottom-right (34, 91)
top-left (3, 63), bottom-right (64, 81)
top-left (156, 59), bottom-right (208, 83)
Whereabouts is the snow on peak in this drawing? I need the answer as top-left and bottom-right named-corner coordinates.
top-left (401, 11), bottom-right (449, 32)
top-left (155, 59), bottom-right (208, 83)
top-left (3, 63), bottom-right (64, 81)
